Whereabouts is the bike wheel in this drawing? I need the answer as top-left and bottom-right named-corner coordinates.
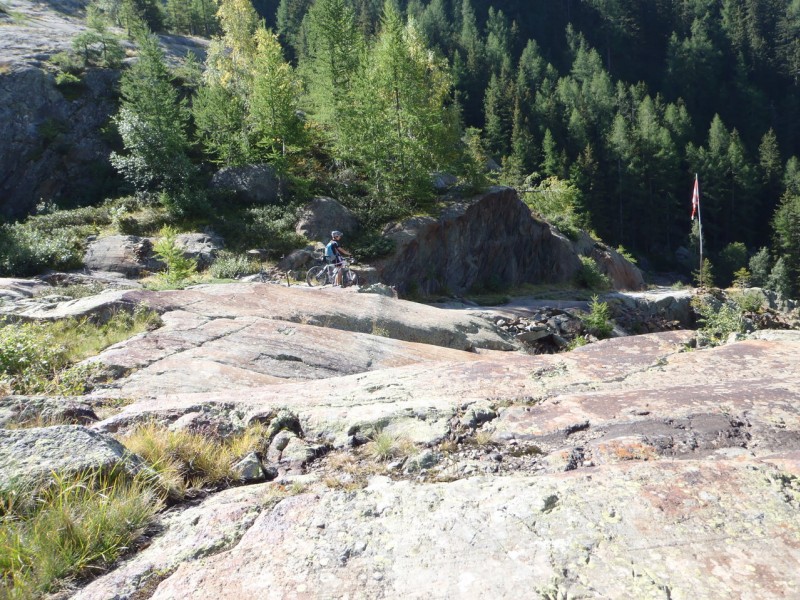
top-left (343, 269), bottom-right (358, 288)
top-left (306, 266), bottom-right (329, 286)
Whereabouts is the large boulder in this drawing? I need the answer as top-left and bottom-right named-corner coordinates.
top-left (84, 235), bottom-right (161, 276)
top-left (175, 232), bottom-right (224, 269)
top-left (295, 197), bottom-right (359, 244)
top-left (376, 187), bottom-right (644, 295)
top-left (0, 425), bottom-right (145, 487)
top-left (377, 186), bottom-right (582, 296)
top-left (84, 233), bottom-right (224, 276)
top-left (210, 164), bottom-right (286, 205)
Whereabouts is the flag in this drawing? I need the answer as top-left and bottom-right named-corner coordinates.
top-left (691, 175), bottom-right (699, 221)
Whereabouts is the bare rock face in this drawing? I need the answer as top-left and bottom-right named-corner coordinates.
top-left (295, 196), bottom-right (359, 244)
top-left (149, 464), bottom-right (800, 599)
top-left (0, 0), bottom-right (207, 218)
top-left (7, 279), bottom-right (800, 599)
top-left (376, 186), bottom-right (643, 295)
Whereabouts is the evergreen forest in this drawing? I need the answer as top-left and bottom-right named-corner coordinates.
top-left (36, 0), bottom-right (800, 293)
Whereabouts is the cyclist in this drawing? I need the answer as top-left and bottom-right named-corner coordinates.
top-left (324, 230), bottom-right (351, 286)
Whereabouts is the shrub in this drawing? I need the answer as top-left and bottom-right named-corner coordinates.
top-left (729, 289), bottom-right (764, 313)
top-left (692, 294), bottom-right (745, 346)
top-left (0, 470), bottom-right (160, 599)
top-left (152, 226), bottom-right (197, 285)
top-left (349, 231), bottom-right (396, 261)
top-left (522, 176), bottom-right (588, 237)
top-left (716, 242), bottom-right (749, 288)
top-left (0, 221), bottom-right (86, 277)
top-left (208, 250), bottom-right (260, 279)
top-left (576, 256), bottom-right (611, 290)
top-left (581, 295), bottom-right (613, 339)
top-left (246, 205), bottom-right (307, 256)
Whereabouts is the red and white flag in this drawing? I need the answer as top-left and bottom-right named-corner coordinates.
top-left (691, 175), bottom-right (699, 221)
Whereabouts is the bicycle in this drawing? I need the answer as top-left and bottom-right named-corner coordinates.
top-left (306, 257), bottom-right (358, 288)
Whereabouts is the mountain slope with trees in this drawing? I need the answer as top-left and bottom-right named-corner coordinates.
top-left (3, 0), bottom-right (800, 295)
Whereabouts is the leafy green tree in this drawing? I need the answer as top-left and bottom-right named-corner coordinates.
top-left (771, 192), bottom-right (800, 295)
top-left (192, 81), bottom-right (249, 165)
top-left (748, 246), bottom-right (772, 287)
top-left (483, 69), bottom-right (514, 160)
top-left (418, 0), bottom-right (452, 53)
top-left (337, 2), bottom-right (461, 205)
top-left (767, 256), bottom-right (792, 297)
top-left (716, 241), bottom-right (749, 287)
top-left (110, 33), bottom-right (195, 212)
top-left (784, 156), bottom-right (800, 197)
top-left (758, 128), bottom-right (783, 236)
top-left (276, 0), bottom-right (313, 58)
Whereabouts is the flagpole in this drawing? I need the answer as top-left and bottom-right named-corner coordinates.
top-left (696, 173), bottom-right (703, 287)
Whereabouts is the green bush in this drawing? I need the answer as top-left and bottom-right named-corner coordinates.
top-left (48, 51), bottom-right (83, 74)
top-left (26, 205), bottom-right (111, 231)
top-left (0, 223), bottom-right (84, 276)
top-left (208, 251), bottom-right (260, 279)
top-left (575, 256), bottom-right (611, 290)
top-left (692, 295), bottom-right (745, 346)
top-left (152, 226), bottom-right (197, 285)
top-left (729, 289), bottom-right (764, 313)
top-left (242, 206), bottom-right (306, 257)
top-left (716, 242), bottom-right (748, 288)
top-left (581, 295), bottom-right (613, 339)
top-left (349, 231), bottom-right (396, 261)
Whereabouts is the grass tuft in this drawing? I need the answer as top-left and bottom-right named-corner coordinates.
top-left (0, 470), bottom-right (161, 599)
top-left (119, 422), bottom-right (272, 499)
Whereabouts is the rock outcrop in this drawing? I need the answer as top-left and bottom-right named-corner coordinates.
top-left (295, 196), bottom-right (359, 244)
top-left (0, 425), bottom-right (145, 486)
top-left (0, 0), bottom-right (206, 217)
top-left (83, 233), bottom-right (224, 276)
top-left (3, 282), bottom-right (800, 598)
top-left (377, 186), bottom-right (644, 295)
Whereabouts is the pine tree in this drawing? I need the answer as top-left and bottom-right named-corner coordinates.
top-left (110, 33), bottom-right (195, 212)
top-left (304, 0), bottom-right (363, 126)
top-left (249, 29), bottom-right (303, 161)
top-left (748, 246), bottom-right (771, 287)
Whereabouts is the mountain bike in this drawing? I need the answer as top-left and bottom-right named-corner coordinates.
top-left (306, 257), bottom-right (358, 287)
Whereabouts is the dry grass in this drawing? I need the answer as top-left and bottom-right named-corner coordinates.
top-left (119, 422), bottom-right (272, 499)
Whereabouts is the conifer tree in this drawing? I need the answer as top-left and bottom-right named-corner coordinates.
top-left (110, 33), bottom-right (195, 213)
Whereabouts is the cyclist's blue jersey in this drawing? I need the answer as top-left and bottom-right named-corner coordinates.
top-left (325, 240), bottom-right (342, 264)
